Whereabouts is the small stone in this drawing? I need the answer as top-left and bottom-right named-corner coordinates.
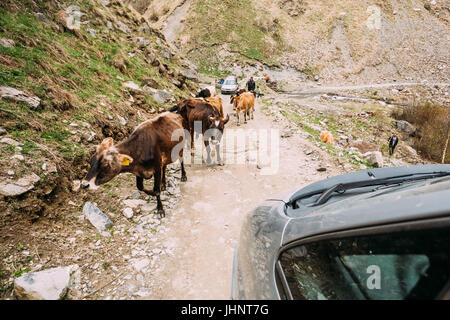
top-left (83, 202), bottom-right (113, 232)
top-left (0, 38), bottom-right (15, 48)
top-left (123, 207), bottom-right (134, 219)
top-left (72, 180), bottom-right (81, 192)
top-left (14, 265), bottom-right (79, 300)
top-left (7, 170), bottom-right (14, 175)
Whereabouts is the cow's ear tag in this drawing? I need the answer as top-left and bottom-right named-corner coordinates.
top-left (122, 158), bottom-right (130, 166)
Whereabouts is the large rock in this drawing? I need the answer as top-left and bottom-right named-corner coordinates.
top-left (83, 202), bottom-right (113, 233)
top-left (122, 81), bottom-right (141, 91)
top-left (0, 137), bottom-right (22, 147)
top-left (145, 87), bottom-right (174, 104)
top-left (160, 45), bottom-right (174, 61)
top-left (115, 20), bottom-right (130, 33)
top-left (0, 86), bottom-right (41, 109)
top-left (395, 120), bottom-right (416, 135)
top-left (181, 69), bottom-right (199, 81)
top-left (364, 151), bottom-right (384, 168)
top-left (14, 265), bottom-right (79, 300)
top-left (0, 173), bottom-right (40, 197)
top-left (0, 38), bottom-right (15, 48)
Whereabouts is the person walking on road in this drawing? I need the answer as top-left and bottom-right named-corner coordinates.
top-left (388, 132), bottom-right (399, 156)
top-left (247, 76), bottom-right (256, 95)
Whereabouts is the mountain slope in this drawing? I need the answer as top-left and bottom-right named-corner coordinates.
top-left (0, 0), bottom-right (198, 220)
top-left (132, 0), bottom-right (450, 84)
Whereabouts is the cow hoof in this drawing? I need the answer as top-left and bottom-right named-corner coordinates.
top-left (156, 209), bottom-right (165, 219)
top-left (161, 185), bottom-right (167, 191)
top-left (181, 175), bottom-right (187, 182)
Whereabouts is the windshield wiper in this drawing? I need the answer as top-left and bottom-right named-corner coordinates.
top-left (292, 172), bottom-right (450, 208)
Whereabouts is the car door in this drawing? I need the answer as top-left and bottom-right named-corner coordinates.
top-left (275, 221), bottom-right (450, 300)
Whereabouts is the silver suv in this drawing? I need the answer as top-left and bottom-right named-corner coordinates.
top-left (221, 76), bottom-right (238, 95)
top-left (232, 164), bottom-right (450, 300)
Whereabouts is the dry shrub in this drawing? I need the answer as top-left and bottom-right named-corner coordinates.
top-left (149, 8), bottom-right (159, 22)
top-left (392, 102), bottom-right (450, 163)
top-left (47, 88), bottom-right (77, 111)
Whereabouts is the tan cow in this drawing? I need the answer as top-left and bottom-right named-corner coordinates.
top-left (232, 92), bottom-right (255, 125)
top-left (320, 131), bottom-right (334, 145)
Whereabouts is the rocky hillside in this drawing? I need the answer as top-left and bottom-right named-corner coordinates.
top-left (0, 0), bottom-right (200, 221)
top-left (128, 0), bottom-right (449, 84)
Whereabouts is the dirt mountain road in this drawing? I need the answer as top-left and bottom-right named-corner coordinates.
top-left (136, 93), bottom-right (345, 299)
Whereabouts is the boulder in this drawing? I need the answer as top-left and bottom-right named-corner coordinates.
top-left (0, 173), bottom-right (40, 197)
top-left (364, 151), bottom-right (384, 168)
top-left (115, 20), bottom-right (130, 33)
top-left (145, 87), bottom-right (174, 104)
top-left (181, 69), bottom-right (198, 81)
top-left (0, 137), bottom-right (22, 147)
top-left (123, 207), bottom-right (134, 219)
top-left (0, 86), bottom-right (41, 109)
top-left (0, 38), bottom-right (15, 48)
top-left (395, 120), bottom-right (416, 135)
top-left (83, 202), bottom-right (113, 232)
top-left (14, 265), bottom-right (79, 300)
top-left (159, 45), bottom-right (174, 61)
top-left (122, 81), bottom-right (141, 91)
top-left (122, 199), bottom-right (147, 209)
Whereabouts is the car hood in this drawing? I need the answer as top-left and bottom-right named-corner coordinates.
top-left (287, 164), bottom-right (450, 205)
top-left (282, 174), bottom-right (450, 246)
top-left (222, 84), bottom-right (237, 89)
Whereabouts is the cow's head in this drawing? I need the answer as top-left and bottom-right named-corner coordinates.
top-left (230, 94), bottom-right (240, 110)
top-left (208, 114), bottom-right (230, 134)
top-left (81, 138), bottom-right (133, 190)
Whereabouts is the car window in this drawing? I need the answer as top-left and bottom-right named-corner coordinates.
top-left (279, 227), bottom-right (450, 300)
top-left (224, 79), bottom-right (236, 85)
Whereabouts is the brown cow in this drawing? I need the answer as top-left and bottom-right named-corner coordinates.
top-left (81, 112), bottom-right (187, 218)
top-left (232, 92), bottom-right (255, 125)
top-left (170, 99), bottom-right (229, 164)
top-left (195, 96), bottom-right (224, 117)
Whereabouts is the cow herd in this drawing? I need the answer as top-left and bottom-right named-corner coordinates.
top-left (81, 86), bottom-right (257, 218)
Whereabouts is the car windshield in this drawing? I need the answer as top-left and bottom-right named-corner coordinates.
top-left (279, 227), bottom-right (450, 300)
top-left (224, 79), bottom-right (236, 85)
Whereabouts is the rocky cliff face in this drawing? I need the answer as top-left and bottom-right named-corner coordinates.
top-left (130, 0), bottom-right (449, 85)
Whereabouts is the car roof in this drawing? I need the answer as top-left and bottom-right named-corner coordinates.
top-left (281, 164), bottom-right (450, 245)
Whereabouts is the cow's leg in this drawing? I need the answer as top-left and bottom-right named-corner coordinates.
top-left (180, 158), bottom-right (187, 181)
top-left (189, 127), bottom-right (195, 155)
top-left (204, 139), bottom-right (212, 165)
top-left (178, 149), bottom-right (188, 182)
top-left (152, 165), bottom-right (165, 218)
top-left (244, 108), bottom-right (247, 124)
top-left (215, 142), bottom-right (223, 166)
top-left (161, 165), bottom-right (167, 191)
top-left (136, 176), bottom-right (154, 195)
top-left (236, 111), bottom-right (240, 126)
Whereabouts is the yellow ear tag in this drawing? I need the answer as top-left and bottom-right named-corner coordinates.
top-left (122, 159), bottom-right (130, 166)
